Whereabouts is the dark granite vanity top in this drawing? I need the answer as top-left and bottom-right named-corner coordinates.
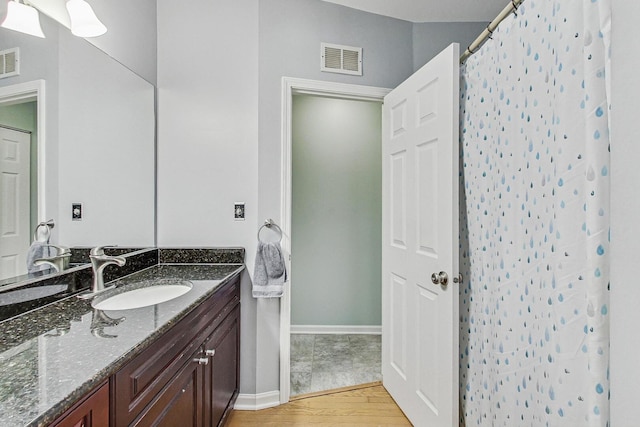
top-left (0, 248), bottom-right (244, 427)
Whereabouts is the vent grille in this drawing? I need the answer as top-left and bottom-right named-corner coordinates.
top-left (324, 47), bottom-right (342, 70)
top-left (321, 43), bottom-right (362, 76)
top-left (0, 48), bottom-right (20, 79)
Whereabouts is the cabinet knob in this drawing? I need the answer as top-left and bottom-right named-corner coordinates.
top-left (205, 349), bottom-right (216, 357)
top-left (193, 357), bottom-right (209, 365)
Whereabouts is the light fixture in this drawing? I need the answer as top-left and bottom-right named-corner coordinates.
top-left (66, 0), bottom-right (106, 38)
top-left (1, 0), bottom-right (45, 38)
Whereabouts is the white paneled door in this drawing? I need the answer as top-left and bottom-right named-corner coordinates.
top-left (382, 44), bottom-right (460, 426)
top-left (0, 126), bottom-right (31, 280)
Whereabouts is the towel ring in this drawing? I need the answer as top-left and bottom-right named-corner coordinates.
top-left (33, 219), bottom-right (55, 243)
top-left (257, 219), bottom-right (282, 243)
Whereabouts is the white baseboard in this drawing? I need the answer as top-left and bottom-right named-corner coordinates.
top-left (290, 325), bottom-right (382, 335)
top-left (234, 390), bottom-right (281, 411)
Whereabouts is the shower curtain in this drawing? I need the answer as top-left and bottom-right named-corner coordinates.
top-left (460, 0), bottom-right (611, 426)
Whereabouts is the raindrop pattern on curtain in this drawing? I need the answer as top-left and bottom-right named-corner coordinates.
top-left (459, 0), bottom-right (611, 425)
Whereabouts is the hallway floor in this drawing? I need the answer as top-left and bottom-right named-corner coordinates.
top-left (228, 383), bottom-right (410, 426)
top-left (290, 334), bottom-right (382, 396)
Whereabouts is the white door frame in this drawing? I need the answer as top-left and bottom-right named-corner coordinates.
top-left (0, 80), bottom-right (47, 222)
top-left (278, 77), bottom-right (390, 404)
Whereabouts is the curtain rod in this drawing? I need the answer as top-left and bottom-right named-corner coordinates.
top-left (460, 0), bottom-right (525, 64)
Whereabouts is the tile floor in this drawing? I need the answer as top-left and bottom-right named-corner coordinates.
top-left (290, 334), bottom-right (382, 396)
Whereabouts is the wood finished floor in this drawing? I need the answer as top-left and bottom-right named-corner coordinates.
top-left (227, 383), bottom-right (412, 426)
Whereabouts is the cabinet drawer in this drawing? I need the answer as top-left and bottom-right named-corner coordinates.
top-left (113, 276), bottom-right (239, 426)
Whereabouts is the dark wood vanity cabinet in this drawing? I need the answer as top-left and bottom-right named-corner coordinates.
top-left (112, 276), bottom-right (241, 427)
top-left (50, 382), bottom-right (109, 427)
top-left (126, 344), bottom-right (206, 426)
top-left (203, 307), bottom-right (240, 427)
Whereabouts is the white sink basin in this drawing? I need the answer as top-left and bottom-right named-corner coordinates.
top-left (92, 281), bottom-right (192, 310)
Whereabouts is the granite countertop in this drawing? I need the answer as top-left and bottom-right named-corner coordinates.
top-left (0, 262), bottom-right (244, 427)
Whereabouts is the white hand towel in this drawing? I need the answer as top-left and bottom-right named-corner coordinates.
top-left (253, 241), bottom-right (287, 298)
top-left (26, 242), bottom-right (53, 273)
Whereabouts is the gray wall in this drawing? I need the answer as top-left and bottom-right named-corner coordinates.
top-left (412, 22), bottom-right (487, 71)
top-left (291, 94), bottom-right (382, 327)
top-left (57, 29), bottom-right (155, 247)
top-left (26, 0), bottom-right (158, 85)
top-left (610, 0), bottom-right (638, 423)
top-left (88, 0), bottom-right (158, 85)
top-left (157, 0), bottom-right (261, 395)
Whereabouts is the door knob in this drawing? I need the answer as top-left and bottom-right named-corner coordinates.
top-left (431, 271), bottom-right (448, 286)
top-left (205, 349), bottom-right (216, 357)
top-left (193, 357), bottom-right (209, 365)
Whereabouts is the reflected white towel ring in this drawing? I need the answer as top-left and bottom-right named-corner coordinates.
top-left (257, 219), bottom-right (282, 243)
top-left (33, 219), bottom-right (55, 242)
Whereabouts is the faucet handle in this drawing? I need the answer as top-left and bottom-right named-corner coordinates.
top-left (90, 245), bottom-right (118, 257)
top-left (48, 244), bottom-right (71, 255)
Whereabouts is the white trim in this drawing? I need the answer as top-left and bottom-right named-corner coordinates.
top-left (291, 325), bottom-right (382, 335)
top-left (279, 77), bottom-right (390, 405)
top-left (234, 391), bottom-right (281, 411)
top-left (0, 80), bottom-right (46, 223)
top-left (278, 280), bottom-right (292, 405)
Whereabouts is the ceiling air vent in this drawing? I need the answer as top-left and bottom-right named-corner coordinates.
top-left (0, 48), bottom-right (20, 79)
top-left (321, 43), bottom-right (362, 76)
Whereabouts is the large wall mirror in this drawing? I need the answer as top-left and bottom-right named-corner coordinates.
top-left (0, 12), bottom-right (155, 282)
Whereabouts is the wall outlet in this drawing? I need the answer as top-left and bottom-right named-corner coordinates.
top-left (234, 202), bottom-right (245, 221)
top-left (72, 203), bottom-right (82, 221)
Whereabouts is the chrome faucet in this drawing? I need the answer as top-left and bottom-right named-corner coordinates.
top-left (34, 245), bottom-right (71, 272)
top-left (82, 246), bottom-right (126, 297)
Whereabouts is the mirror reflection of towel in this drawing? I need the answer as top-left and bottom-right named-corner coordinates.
top-left (26, 242), bottom-right (53, 273)
top-left (253, 242), bottom-right (287, 298)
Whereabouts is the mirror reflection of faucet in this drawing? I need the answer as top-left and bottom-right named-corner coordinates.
top-left (90, 308), bottom-right (125, 339)
top-left (45, 325), bottom-right (71, 337)
top-left (33, 245), bottom-right (71, 273)
top-left (40, 308), bottom-right (125, 339)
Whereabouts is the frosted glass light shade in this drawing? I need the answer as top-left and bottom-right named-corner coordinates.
top-left (66, 0), bottom-right (107, 37)
top-left (1, 1), bottom-right (45, 38)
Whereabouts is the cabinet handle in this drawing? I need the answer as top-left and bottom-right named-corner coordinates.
top-left (193, 357), bottom-right (209, 365)
top-left (205, 349), bottom-right (216, 357)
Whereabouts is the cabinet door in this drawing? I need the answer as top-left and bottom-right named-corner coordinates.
top-left (204, 307), bottom-right (240, 427)
top-left (131, 347), bottom-right (205, 427)
top-left (51, 382), bottom-right (109, 427)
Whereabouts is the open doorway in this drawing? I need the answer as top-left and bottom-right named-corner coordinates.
top-left (279, 78), bottom-right (390, 403)
top-left (0, 80), bottom-right (45, 280)
top-left (289, 93), bottom-right (382, 396)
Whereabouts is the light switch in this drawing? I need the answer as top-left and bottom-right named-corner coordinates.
top-left (72, 203), bottom-right (82, 221)
top-left (234, 202), bottom-right (245, 221)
